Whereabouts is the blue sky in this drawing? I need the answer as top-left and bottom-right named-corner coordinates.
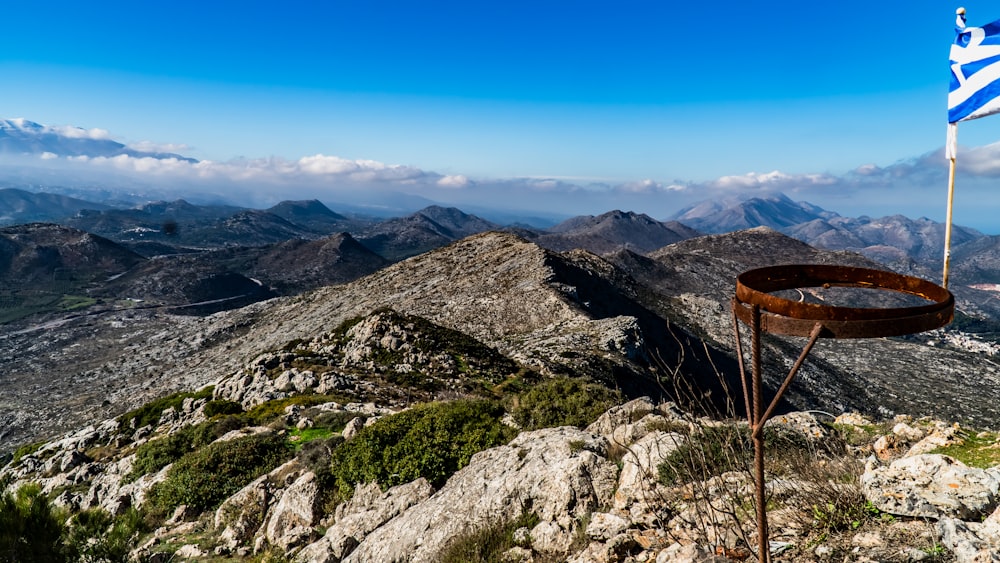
top-left (3, 1), bottom-right (1000, 230)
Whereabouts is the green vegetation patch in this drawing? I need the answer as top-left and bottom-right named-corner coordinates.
top-left (203, 399), bottom-right (244, 419)
top-left (57, 295), bottom-right (97, 311)
top-left (510, 377), bottom-right (621, 430)
top-left (0, 484), bottom-right (66, 562)
top-left (288, 427), bottom-right (336, 451)
top-left (62, 507), bottom-right (146, 563)
top-left (125, 417), bottom-right (248, 483)
top-left (657, 424), bottom-right (833, 486)
top-left (931, 430), bottom-right (1000, 469)
top-left (117, 387), bottom-right (214, 431)
top-left (330, 399), bottom-right (515, 498)
top-left (10, 441), bottom-right (45, 465)
top-left (149, 432), bottom-right (293, 514)
top-left (243, 393), bottom-right (348, 426)
top-left (438, 511), bottom-right (539, 563)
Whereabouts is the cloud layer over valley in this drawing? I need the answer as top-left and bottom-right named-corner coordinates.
top-left (2, 118), bottom-right (998, 231)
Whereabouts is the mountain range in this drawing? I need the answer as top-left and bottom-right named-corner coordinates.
top-left (4, 178), bottom-right (1000, 560)
top-left (0, 118), bottom-right (196, 162)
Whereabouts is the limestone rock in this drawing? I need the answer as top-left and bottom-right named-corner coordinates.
top-left (614, 431), bottom-right (685, 512)
top-left (767, 411), bottom-right (828, 440)
top-left (264, 471), bottom-right (322, 550)
top-left (937, 503), bottom-right (1000, 562)
top-left (337, 427), bottom-right (617, 563)
top-left (296, 479), bottom-right (434, 562)
top-left (586, 512), bottom-right (630, 541)
top-left (341, 417), bottom-right (365, 441)
top-left (862, 454), bottom-right (1000, 519)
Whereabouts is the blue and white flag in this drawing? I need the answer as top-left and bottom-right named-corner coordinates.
top-left (949, 18), bottom-right (1000, 123)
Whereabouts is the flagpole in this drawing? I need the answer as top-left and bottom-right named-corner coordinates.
top-left (943, 140), bottom-right (957, 289)
top-left (943, 7), bottom-right (966, 290)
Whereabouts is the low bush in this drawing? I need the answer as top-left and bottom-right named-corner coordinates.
top-left (203, 399), bottom-right (244, 418)
top-left (330, 399), bottom-right (514, 498)
top-left (243, 394), bottom-right (347, 427)
top-left (117, 387), bottom-right (214, 431)
top-left (658, 424), bottom-right (751, 486)
top-left (0, 484), bottom-right (65, 562)
top-left (62, 507), bottom-right (145, 563)
top-left (511, 377), bottom-right (621, 430)
top-left (125, 421), bottom-right (213, 483)
top-left (148, 432), bottom-right (292, 513)
top-left (438, 511), bottom-right (539, 563)
top-left (10, 440), bottom-right (44, 465)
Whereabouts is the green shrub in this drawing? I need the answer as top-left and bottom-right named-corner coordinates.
top-left (243, 394), bottom-right (347, 427)
top-left (657, 423), bottom-right (833, 486)
top-left (62, 507), bottom-right (145, 563)
top-left (931, 429), bottom-right (1000, 468)
top-left (438, 511), bottom-right (539, 563)
top-left (203, 399), bottom-right (244, 418)
top-left (149, 432), bottom-right (292, 513)
top-left (10, 441), bottom-right (44, 465)
top-left (330, 400), bottom-right (515, 497)
top-left (125, 420), bottom-right (234, 483)
top-left (0, 484), bottom-right (65, 563)
top-left (658, 424), bottom-right (751, 486)
top-left (117, 386), bottom-right (214, 431)
top-left (511, 377), bottom-right (621, 430)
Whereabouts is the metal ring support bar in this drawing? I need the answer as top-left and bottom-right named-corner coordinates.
top-left (734, 264), bottom-right (954, 336)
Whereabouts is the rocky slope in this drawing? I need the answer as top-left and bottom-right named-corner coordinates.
top-left (5, 377), bottom-right (998, 562)
top-left (6, 227), bottom-right (1000, 561)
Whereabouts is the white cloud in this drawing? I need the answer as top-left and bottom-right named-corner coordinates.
top-left (39, 152), bottom-right (57, 160)
top-left (128, 140), bottom-right (192, 154)
top-left (956, 142), bottom-right (1000, 176)
top-left (53, 125), bottom-right (112, 140)
top-left (437, 175), bottom-right (470, 188)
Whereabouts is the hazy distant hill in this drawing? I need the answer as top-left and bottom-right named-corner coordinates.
top-left (534, 210), bottom-right (700, 254)
top-left (785, 215), bottom-right (983, 272)
top-left (64, 199), bottom-right (244, 242)
top-left (671, 192), bottom-right (834, 233)
top-left (0, 223), bottom-right (145, 287)
top-left (264, 199), bottom-right (357, 234)
top-left (182, 232), bottom-right (389, 295)
top-left (356, 206), bottom-right (499, 261)
top-left (0, 118), bottom-right (196, 161)
top-left (0, 187), bottom-right (108, 225)
top-left (950, 235), bottom-right (1000, 285)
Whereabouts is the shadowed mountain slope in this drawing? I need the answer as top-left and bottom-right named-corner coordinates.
top-left (531, 210), bottom-right (700, 254)
top-left (0, 188), bottom-right (108, 226)
top-left (356, 206), bottom-right (499, 261)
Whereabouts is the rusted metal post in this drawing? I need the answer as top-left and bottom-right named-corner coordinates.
top-left (730, 264), bottom-right (953, 563)
top-left (750, 305), bottom-right (769, 563)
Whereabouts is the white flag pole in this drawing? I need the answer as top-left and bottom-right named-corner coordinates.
top-left (943, 7), bottom-right (966, 290)
top-left (943, 122), bottom-right (957, 289)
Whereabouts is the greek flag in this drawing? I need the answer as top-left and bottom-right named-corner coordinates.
top-left (949, 18), bottom-right (1000, 123)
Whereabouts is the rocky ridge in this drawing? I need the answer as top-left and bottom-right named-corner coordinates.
top-left (6, 374), bottom-right (1000, 562)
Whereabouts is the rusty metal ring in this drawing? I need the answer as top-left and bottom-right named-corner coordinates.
top-left (733, 265), bottom-right (954, 338)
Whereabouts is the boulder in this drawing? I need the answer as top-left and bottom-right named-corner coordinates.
top-left (264, 471), bottom-right (323, 550)
top-left (335, 427), bottom-right (618, 562)
top-left (614, 431), bottom-right (685, 512)
top-left (862, 454), bottom-right (1000, 519)
top-left (937, 506), bottom-right (1000, 563)
top-left (296, 479), bottom-right (434, 563)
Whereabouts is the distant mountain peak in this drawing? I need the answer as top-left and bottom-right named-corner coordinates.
top-left (0, 117), bottom-right (196, 162)
top-left (670, 192), bottom-right (836, 234)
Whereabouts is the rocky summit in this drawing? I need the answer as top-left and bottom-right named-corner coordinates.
top-left (4, 227), bottom-right (1000, 561)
